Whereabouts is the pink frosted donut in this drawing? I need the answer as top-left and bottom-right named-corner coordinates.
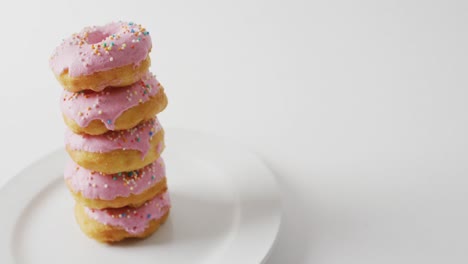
top-left (65, 118), bottom-right (165, 174)
top-left (50, 21), bottom-right (152, 92)
top-left (65, 157), bottom-right (167, 209)
top-left (85, 191), bottom-right (170, 234)
top-left (75, 191), bottom-right (171, 242)
top-left (61, 72), bottom-right (168, 135)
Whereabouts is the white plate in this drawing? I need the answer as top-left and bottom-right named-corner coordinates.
top-left (0, 128), bottom-right (281, 264)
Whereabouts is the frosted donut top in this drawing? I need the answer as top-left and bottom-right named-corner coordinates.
top-left (65, 157), bottom-right (166, 200)
top-left (65, 118), bottom-right (162, 157)
top-left (50, 21), bottom-right (152, 77)
top-left (61, 72), bottom-right (161, 130)
top-left (85, 191), bottom-right (170, 235)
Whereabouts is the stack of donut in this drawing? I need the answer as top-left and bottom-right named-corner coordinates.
top-left (49, 21), bottom-right (170, 243)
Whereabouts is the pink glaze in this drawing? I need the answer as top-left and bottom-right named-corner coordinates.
top-left (64, 157), bottom-right (166, 200)
top-left (50, 21), bottom-right (152, 78)
top-left (61, 72), bottom-right (161, 130)
top-left (65, 118), bottom-right (163, 158)
top-left (85, 191), bottom-right (171, 234)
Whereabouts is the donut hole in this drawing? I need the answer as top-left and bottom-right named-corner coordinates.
top-left (87, 30), bottom-right (110, 44)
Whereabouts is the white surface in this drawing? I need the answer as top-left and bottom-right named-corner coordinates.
top-left (0, 0), bottom-right (467, 263)
top-left (0, 128), bottom-right (281, 264)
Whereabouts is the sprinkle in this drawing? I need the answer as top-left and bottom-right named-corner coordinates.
top-left (113, 176), bottom-right (117, 181)
top-left (147, 214), bottom-right (151, 219)
top-left (98, 110), bottom-right (102, 115)
top-left (109, 57), bottom-right (114, 62)
top-left (149, 131), bottom-right (153, 136)
top-left (128, 22), bottom-right (134, 25)
top-left (107, 119), bottom-right (112, 124)
top-left (104, 184), bottom-right (108, 188)
top-left (103, 43), bottom-right (107, 47)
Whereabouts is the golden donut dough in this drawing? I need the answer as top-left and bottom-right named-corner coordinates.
top-left (56, 56), bottom-right (151, 92)
top-left (75, 202), bottom-right (169, 243)
top-left (66, 177), bottom-right (167, 209)
top-left (66, 129), bottom-right (164, 174)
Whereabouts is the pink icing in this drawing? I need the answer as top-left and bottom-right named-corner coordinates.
top-left (61, 72), bottom-right (161, 130)
top-left (85, 191), bottom-right (171, 234)
top-left (49, 21), bottom-right (152, 77)
top-left (64, 157), bottom-right (166, 200)
top-left (65, 118), bottom-right (162, 158)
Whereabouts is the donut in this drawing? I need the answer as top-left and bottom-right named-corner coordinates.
top-left (65, 118), bottom-right (164, 174)
top-left (50, 21), bottom-right (152, 92)
top-left (61, 72), bottom-right (168, 135)
top-left (65, 158), bottom-right (167, 209)
top-left (75, 191), bottom-right (170, 243)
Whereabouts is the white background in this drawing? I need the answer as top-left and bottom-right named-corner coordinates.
top-left (1, 0), bottom-right (467, 263)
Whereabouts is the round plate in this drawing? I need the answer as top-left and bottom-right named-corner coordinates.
top-left (0, 128), bottom-right (281, 264)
